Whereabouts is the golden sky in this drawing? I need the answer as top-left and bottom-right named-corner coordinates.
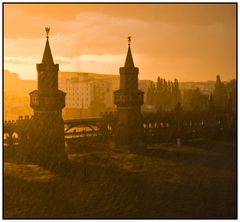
top-left (4, 3), bottom-right (236, 81)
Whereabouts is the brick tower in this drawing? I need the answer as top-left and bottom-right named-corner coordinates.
top-left (29, 28), bottom-right (67, 167)
top-left (114, 37), bottom-right (145, 153)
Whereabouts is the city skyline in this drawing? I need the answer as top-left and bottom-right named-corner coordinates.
top-left (4, 3), bottom-right (236, 81)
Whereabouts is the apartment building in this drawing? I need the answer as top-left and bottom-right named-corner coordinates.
top-left (59, 72), bottom-right (113, 109)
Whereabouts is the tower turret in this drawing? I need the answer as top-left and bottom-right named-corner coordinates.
top-left (114, 37), bottom-right (145, 153)
top-left (30, 28), bottom-right (65, 113)
top-left (28, 28), bottom-right (67, 167)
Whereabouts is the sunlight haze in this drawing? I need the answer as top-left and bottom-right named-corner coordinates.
top-left (4, 4), bottom-right (236, 81)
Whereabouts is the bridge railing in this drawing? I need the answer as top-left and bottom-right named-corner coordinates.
top-left (3, 111), bottom-right (236, 146)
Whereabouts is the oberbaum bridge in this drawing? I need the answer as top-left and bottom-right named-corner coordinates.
top-left (4, 28), bottom-right (235, 167)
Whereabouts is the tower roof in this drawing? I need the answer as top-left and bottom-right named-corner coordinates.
top-left (42, 28), bottom-right (54, 65)
top-left (124, 46), bottom-right (135, 68)
top-left (124, 36), bottom-right (135, 68)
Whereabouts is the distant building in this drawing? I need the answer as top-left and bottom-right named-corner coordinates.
top-left (59, 72), bottom-right (151, 110)
top-left (59, 72), bottom-right (113, 109)
top-left (4, 69), bottom-right (36, 96)
top-left (179, 81), bottom-right (215, 95)
top-left (66, 78), bottom-right (111, 109)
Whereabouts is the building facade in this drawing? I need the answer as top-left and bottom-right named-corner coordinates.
top-left (59, 72), bottom-right (114, 117)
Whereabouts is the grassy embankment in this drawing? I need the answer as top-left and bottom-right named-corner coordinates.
top-left (4, 139), bottom-right (236, 218)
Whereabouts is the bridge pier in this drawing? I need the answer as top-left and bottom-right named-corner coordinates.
top-left (25, 115), bottom-right (68, 168)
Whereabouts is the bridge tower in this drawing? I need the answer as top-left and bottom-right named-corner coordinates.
top-left (29, 28), bottom-right (67, 167)
top-left (114, 37), bottom-right (145, 153)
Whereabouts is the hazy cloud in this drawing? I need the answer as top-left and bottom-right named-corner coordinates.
top-left (4, 4), bottom-right (236, 81)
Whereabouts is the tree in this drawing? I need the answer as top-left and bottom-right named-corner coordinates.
top-left (155, 77), bottom-right (163, 110)
top-left (182, 88), bottom-right (208, 111)
top-left (172, 78), bottom-right (181, 108)
top-left (147, 76), bottom-right (182, 112)
top-left (192, 88), bottom-right (208, 111)
top-left (226, 79), bottom-right (236, 113)
top-left (208, 93), bottom-right (215, 114)
top-left (213, 75), bottom-right (228, 111)
top-left (146, 81), bottom-right (156, 105)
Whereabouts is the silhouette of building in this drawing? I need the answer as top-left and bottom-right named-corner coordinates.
top-left (114, 37), bottom-right (145, 153)
top-left (29, 28), bottom-right (67, 166)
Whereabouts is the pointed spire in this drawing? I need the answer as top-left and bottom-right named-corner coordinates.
top-left (42, 27), bottom-right (54, 65)
top-left (124, 36), bottom-right (135, 68)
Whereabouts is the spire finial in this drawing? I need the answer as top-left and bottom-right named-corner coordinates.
top-left (42, 27), bottom-right (54, 64)
top-left (45, 27), bottom-right (50, 39)
top-left (128, 36), bottom-right (131, 46)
